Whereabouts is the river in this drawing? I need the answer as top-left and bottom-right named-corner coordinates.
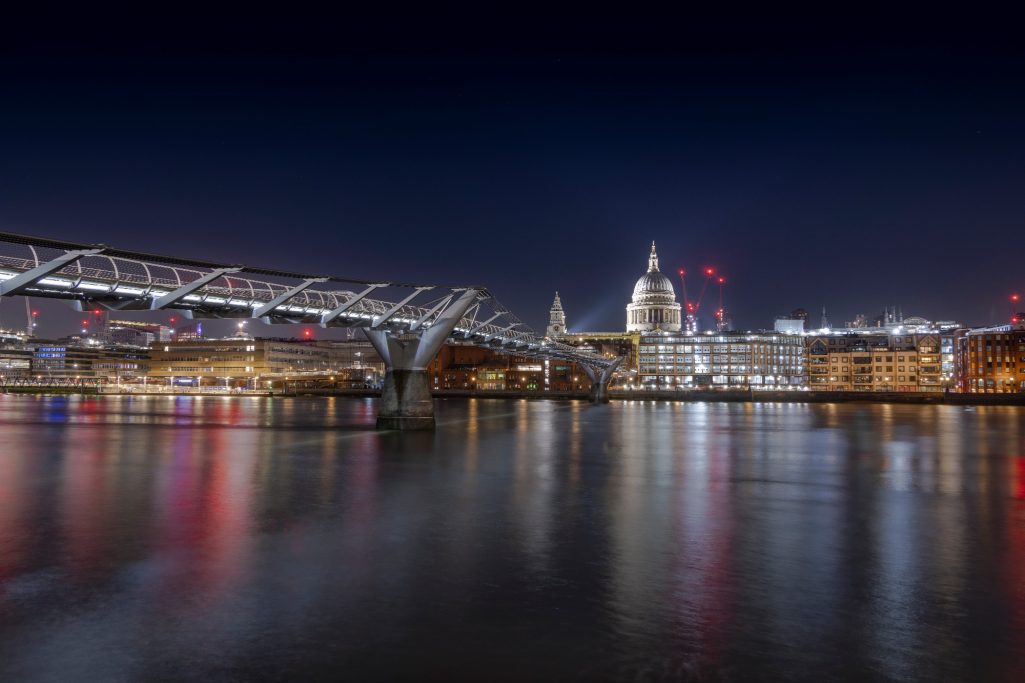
top-left (1, 395), bottom-right (1024, 680)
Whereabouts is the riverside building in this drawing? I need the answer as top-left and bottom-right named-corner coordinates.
top-left (146, 338), bottom-right (378, 388)
top-left (0, 330), bottom-right (32, 380)
top-left (636, 331), bottom-right (805, 389)
top-left (955, 325), bottom-right (1025, 393)
top-left (427, 344), bottom-right (589, 392)
top-left (804, 332), bottom-right (945, 392)
top-left (23, 340), bottom-right (148, 383)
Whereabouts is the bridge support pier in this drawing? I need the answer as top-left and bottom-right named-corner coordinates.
top-left (363, 289), bottom-right (480, 430)
top-left (581, 358), bottom-right (623, 404)
top-left (376, 368), bottom-right (435, 429)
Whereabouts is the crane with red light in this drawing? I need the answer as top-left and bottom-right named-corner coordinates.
top-left (25, 301), bottom-right (39, 337)
top-left (677, 265), bottom-right (728, 332)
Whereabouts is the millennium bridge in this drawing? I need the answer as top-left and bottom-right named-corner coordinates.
top-left (0, 232), bottom-right (621, 429)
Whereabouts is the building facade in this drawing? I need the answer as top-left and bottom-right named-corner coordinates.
top-left (24, 341), bottom-right (148, 382)
top-left (0, 330), bottom-right (32, 380)
top-left (103, 319), bottom-right (173, 347)
top-left (805, 332), bottom-right (945, 392)
top-left (427, 344), bottom-right (589, 392)
top-left (626, 242), bottom-right (682, 333)
top-left (955, 325), bottom-right (1025, 393)
top-left (636, 331), bottom-right (805, 388)
top-left (146, 338), bottom-right (369, 387)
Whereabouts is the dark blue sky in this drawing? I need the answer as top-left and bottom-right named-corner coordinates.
top-left (2, 9), bottom-right (1023, 336)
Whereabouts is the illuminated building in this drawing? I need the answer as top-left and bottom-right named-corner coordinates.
top-left (0, 330), bottom-right (31, 379)
top-left (25, 341), bottom-right (148, 382)
top-left (805, 332), bottom-right (945, 392)
top-left (146, 338), bottom-right (376, 387)
top-left (636, 331), bottom-right (805, 389)
top-left (546, 292), bottom-right (567, 337)
top-left (103, 319), bottom-right (173, 347)
top-left (955, 325), bottom-right (1025, 393)
top-left (427, 344), bottom-right (588, 392)
top-left (774, 317), bottom-right (805, 334)
top-left (626, 242), bottom-right (682, 333)
top-left (174, 321), bottom-right (204, 340)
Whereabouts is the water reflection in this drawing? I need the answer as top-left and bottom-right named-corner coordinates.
top-left (1, 395), bottom-right (1025, 680)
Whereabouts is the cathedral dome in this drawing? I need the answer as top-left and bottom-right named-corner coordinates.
top-left (632, 271), bottom-right (676, 302)
top-left (626, 242), bottom-right (682, 333)
top-left (631, 243), bottom-right (676, 304)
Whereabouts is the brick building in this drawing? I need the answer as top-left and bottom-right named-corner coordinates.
top-left (955, 325), bottom-right (1025, 393)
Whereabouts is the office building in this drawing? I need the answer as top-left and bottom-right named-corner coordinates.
top-left (636, 331), bottom-right (805, 388)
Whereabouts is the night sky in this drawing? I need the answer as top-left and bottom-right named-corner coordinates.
top-left (2, 10), bottom-right (1023, 337)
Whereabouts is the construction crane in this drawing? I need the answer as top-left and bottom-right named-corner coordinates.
top-left (25, 300), bottom-right (38, 337)
top-left (677, 266), bottom-right (727, 332)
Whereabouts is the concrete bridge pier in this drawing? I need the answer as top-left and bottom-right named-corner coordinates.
top-left (363, 289), bottom-right (480, 430)
top-left (581, 358), bottom-right (623, 404)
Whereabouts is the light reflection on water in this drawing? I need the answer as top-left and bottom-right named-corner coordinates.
top-left (1, 394), bottom-right (1025, 680)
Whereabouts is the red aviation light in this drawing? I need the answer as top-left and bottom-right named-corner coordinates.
top-left (1013, 294), bottom-right (1021, 303)
top-left (704, 267), bottom-right (715, 277)
top-left (303, 329), bottom-right (313, 338)
top-left (717, 276), bottom-right (726, 285)
top-left (678, 268), bottom-right (685, 276)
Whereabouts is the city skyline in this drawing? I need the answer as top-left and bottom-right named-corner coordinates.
top-left (2, 12), bottom-right (1024, 333)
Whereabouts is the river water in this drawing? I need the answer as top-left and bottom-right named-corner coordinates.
top-left (1, 394), bottom-right (1024, 681)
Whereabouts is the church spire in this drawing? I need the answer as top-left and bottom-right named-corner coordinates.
top-left (648, 241), bottom-right (659, 272)
top-left (547, 291), bottom-right (567, 337)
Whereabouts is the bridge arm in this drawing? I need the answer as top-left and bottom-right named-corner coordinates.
top-left (254, 277), bottom-right (328, 319)
top-left (151, 267), bottom-right (241, 310)
top-left (407, 294), bottom-right (453, 332)
top-left (462, 312), bottom-right (503, 338)
top-left (321, 284), bottom-right (386, 325)
top-left (0, 248), bottom-right (104, 296)
top-left (371, 287), bottom-right (433, 328)
top-left (483, 322), bottom-right (522, 342)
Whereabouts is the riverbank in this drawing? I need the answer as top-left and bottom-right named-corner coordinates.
top-left (608, 389), bottom-right (1025, 406)
top-left (3, 386), bottom-right (1024, 406)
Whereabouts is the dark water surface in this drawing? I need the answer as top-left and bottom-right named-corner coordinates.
top-left (2, 395), bottom-right (1025, 681)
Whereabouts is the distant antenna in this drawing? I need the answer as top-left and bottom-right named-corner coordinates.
top-left (820, 306), bottom-right (830, 330)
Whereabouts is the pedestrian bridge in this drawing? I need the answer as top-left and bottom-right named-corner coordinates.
top-left (0, 231), bottom-right (621, 428)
